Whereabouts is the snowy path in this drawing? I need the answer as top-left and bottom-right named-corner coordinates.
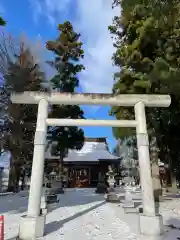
top-left (3, 189), bottom-right (180, 240)
top-left (44, 189), bottom-right (138, 240)
top-left (1, 189), bottom-right (138, 240)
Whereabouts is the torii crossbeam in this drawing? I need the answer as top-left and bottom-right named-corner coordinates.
top-left (11, 92), bottom-right (170, 239)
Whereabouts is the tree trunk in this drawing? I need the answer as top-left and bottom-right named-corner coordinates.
top-left (166, 157), bottom-right (178, 193)
top-left (21, 171), bottom-right (26, 191)
top-left (15, 168), bottom-right (21, 192)
top-left (7, 163), bottom-right (21, 192)
top-left (58, 153), bottom-right (64, 193)
top-left (7, 165), bottom-right (16, 192)
top-left (168, 171), bottom-right (178, 193)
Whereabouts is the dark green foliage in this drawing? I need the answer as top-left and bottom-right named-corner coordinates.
top-left (50, 126), bottom-right (84, 158)
top-left (0, 17), bottom-right (6, 26)
top-left (46, 21), bottom-right (84, 93)
top-left (46, 21), bottom-right (85, 160)
top-left (109, 0), bottom-right (180, 172)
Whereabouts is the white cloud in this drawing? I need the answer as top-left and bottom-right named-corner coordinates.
top-left (0, 2), bottom-right (5, 16)
top-left (29, 0), bottom-right (119, 94)
top-left (30, 0), bottom-right (72, 25)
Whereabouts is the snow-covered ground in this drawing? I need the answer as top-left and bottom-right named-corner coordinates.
top-left (1, 189), bottom-right (180, 240)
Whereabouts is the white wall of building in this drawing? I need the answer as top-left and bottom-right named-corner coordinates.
top-left (0, 151), bottom-right (11, 191)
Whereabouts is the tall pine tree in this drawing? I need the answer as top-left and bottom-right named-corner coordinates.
top-left (109, 0), bottom-right (180, 194)
top-left (46, 21), bottom-right (85, 192)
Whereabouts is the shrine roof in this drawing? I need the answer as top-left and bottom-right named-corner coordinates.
top-left (45, 137), bottom-right (119, 162)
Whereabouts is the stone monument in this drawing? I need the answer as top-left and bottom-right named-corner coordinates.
top-left (40, 187), bottom-right (48, 215)
top-left (121, 143), bottom-right (137, 187)
top-left (46, 170), bottom-right (60, 203)
top-left (95, 172), bottom-right (107, 194)
top-left (105, 165), bottom-right (119, 202)
top-left (107, 165), bottom-right (116, 191)
top-left (123, 188), bottom-right (136, 213)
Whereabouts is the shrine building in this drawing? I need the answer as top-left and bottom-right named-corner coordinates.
top-left (45, 137), bottom-right (121, 188)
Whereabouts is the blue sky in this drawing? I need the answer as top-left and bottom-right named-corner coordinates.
top-left (0, 0), bottom-right (119, 151)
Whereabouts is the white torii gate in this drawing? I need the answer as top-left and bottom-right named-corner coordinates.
top-left (11, 92), bottom-right (170, 239)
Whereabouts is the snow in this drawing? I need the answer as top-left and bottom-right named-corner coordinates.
top-left (1, 189), bottom-right (180, 240)
top-left (45, 140), bottom-right (119, 161)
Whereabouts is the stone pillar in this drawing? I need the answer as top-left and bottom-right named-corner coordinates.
top-left (18, 99), bottom-right (48, 239)
top-left (135, 101), bottom-right (164, 236)
top-left (135, 101), bottom-right (155, 216)
top-left (27, 99), bottom-right (48, 216)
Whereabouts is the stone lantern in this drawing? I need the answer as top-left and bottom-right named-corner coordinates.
top-left (106, 165), bottom-right (116, 191)
top-left (49, 169), bottom-right (56, 184)
top-left (105, 165), bottom-right (119, 202)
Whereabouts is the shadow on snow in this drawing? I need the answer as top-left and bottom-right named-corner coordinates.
top-left (45, 201), bottom-right (106, 236)
top-left (0, 188), bottom-right (104, 214)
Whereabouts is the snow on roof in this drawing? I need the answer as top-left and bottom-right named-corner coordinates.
top-left (45, 138), bottom-right (119, 162)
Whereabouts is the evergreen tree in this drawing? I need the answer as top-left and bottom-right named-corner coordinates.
top-left (109, 0), bottom-right (180, 193)
top-left (46, 21), bottom-right (85, 192)
top-left (3, 39), bottom-right (46, 191)
top-left (0, 17), bottom-right (6, 26)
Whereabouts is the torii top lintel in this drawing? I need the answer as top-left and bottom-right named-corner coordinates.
top-left (10, 91), bottom-right (171, 107)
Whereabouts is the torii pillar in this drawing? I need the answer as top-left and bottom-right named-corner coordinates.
top-left (11, 92), bottom-right (171, 239)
